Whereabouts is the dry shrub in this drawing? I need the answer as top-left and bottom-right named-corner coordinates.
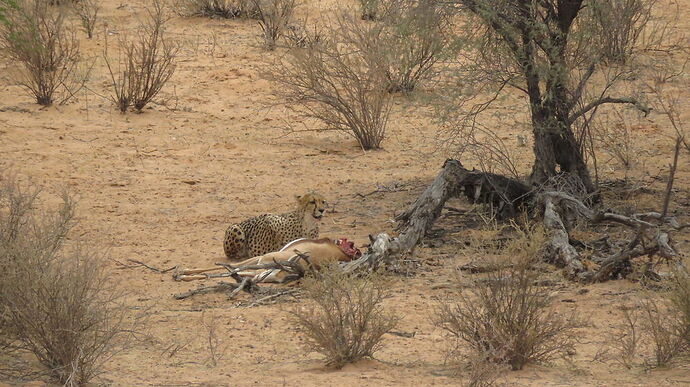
top-left (104, 0), bottom-right (177, 113)
top-left (291, 267), bottom-right (398, 368)
top-left (462, 356), bottom-right (506, 387)
top-left (357, 0), bottom-right (380, 20)
top-left (200, 312), bottom-right (226, 367)
top-left (376, 0), bottom-right (451, 93)
top-left (175, 0), bottom-right (258, 19)
top-left (251, 0), bottom-right (295, 50)
top-left (272, 14), bottom-right (392, 150)
top-left (438, 225), bottom-right (579, 371)
top-left (639, 272), bottom-right (690, 367)
top-left (0, 176), bottom-right (128, 385)
top-left (639, 298), bottom-right (686, 367)
top-left (591, 107), bottom-right (642, 175)
top-left (669, 271), bottom-right (690, 349)
top-left (0, 0), bottom-right (87, 105)
top-left (605, 272), bottom-right (690, 369)
top-left (607, 307), bottom-right (641, 369)
top-left (587, 0), bottom-right (660, 64)
top-left (283, 19), bottom-right (322, 48)
top-left (73, 0), bottom-right (100, 39)
top-left (438, 267), bottom-right (579, 370)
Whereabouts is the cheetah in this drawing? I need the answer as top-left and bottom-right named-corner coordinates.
top-left (223, 192), bottom-right (327, 260)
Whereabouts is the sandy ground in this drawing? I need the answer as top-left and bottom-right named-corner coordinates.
top-left (1, 0), bottom-right (690, 385)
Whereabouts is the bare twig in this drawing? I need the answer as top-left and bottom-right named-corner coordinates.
top-left (173, 282), bottom-right (238, 300)
top-left (661, 136), bottom-right (682, 217)
top-left (126, 259), bottom-right (175, 273)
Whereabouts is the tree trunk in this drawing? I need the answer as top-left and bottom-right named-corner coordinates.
top-left (529, 108), bottom-right (595, 194)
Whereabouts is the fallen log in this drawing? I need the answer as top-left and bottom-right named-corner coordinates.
top-left (344, 160), bottom-right (533, 272)
top-left (360, 159), bottom-right (687, 282)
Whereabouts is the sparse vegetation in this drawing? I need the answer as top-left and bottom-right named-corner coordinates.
top-left (175, 0), bottom-right (259, 18)
top-left (200, 312), bottom-right (226, 367)
top-left (592, 108), bottom-right (640, 174)
top-left (603, 272), bottom-right (690, 369)
top-left (73, 0), bottom-right (100, 39)
top-left (291, 267), bottom-right (398, 368)
top-left (639, 297), bottom-right (686, 367)
top-left (252, 0), bottom-right (296, 50)
top-left (0, 0), bottom-right (87, 105)
top-left (438, 265), bottom-right (580, 370)
top-left (273, 14), bottom-right (392, 149)
top-left (283, 19), bottom-right (322, 48)
top-left (104, 0), bottom-right (177, 113)
top-left (376, 0), bottom-right (451, 93)
top-left (438, 226), bottom-right (580, 371)
top-left (608, 307), bottom-right (641, 369)
top-left (639, 272), bottom-right (690, 367)
top-left (357, 0), bottom-right (380, 20)
top-left (0, 176), bottom-right (128, 385)
top-left (587, 0), bottom-right (660, 64)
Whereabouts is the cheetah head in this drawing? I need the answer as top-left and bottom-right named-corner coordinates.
top-left (296, 192), bottom-right (327, 220)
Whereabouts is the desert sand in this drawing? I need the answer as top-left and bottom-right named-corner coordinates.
top-left (1, 0), bottom-right (690, 385)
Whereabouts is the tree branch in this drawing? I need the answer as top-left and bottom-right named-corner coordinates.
top-left (568, 96), bottom-right (651, 124)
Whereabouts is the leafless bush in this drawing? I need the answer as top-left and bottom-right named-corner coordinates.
top-left (442, 120), bottom-right (522, 181)
top-left (606, 307), bottom-right (641, 369)
top-left (639, 299), bottom-right (683, 367)
top-left (0, 0), bottom-right (87, 105)
top-left (0, 176), bottom-right (128, 386)
top-left (291, 267), bottom-right (398, 368)
top-left (252, 0), bottom-right (296, 50)
top-left (438, 267), bottom-right (579, 370)
top-left (200, 312), bottom-right (226, 367)
top-left (73, 0), bottom-right (100, 38)
top-left (669, 271), bottom-right (690, 349)
top-left (587, 0), bottom-right (660, 64)
top-left (358, 0), bottom-right (380, 20)
top-left (644, 66), bottom-right (689, 154)
top-left (605, 273), bottom-right (690, 369)
top-left (592, 108), bottom-right (640, 174)
top-left (283, 19), bottom-right (323, 48)
top-left (272, 14), bottom-right (392, 150)
top-left (104, 0), bottom-right (177, 113)
top-left (638, 272), bottom-right (690, 367)
top-left (438, 226), bottom-right (579, 371)
top-left (462, 356), bottom-right (506, 387)
top-left (376, 0), bottom-right (451, 93)
top-left (174, 0), bottom-right (259, 18)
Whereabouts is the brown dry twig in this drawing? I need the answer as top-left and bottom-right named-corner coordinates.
top-left (126, 259), bottom-right (176, 273)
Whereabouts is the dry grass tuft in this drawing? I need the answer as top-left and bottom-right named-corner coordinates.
top-left (291, 267), bottom-right (399, 368)
top-left (200, 312), bottom-right (227, 367)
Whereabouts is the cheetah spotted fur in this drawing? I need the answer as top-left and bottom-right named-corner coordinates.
top-left (223, 193), bottom-right (327, 260)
